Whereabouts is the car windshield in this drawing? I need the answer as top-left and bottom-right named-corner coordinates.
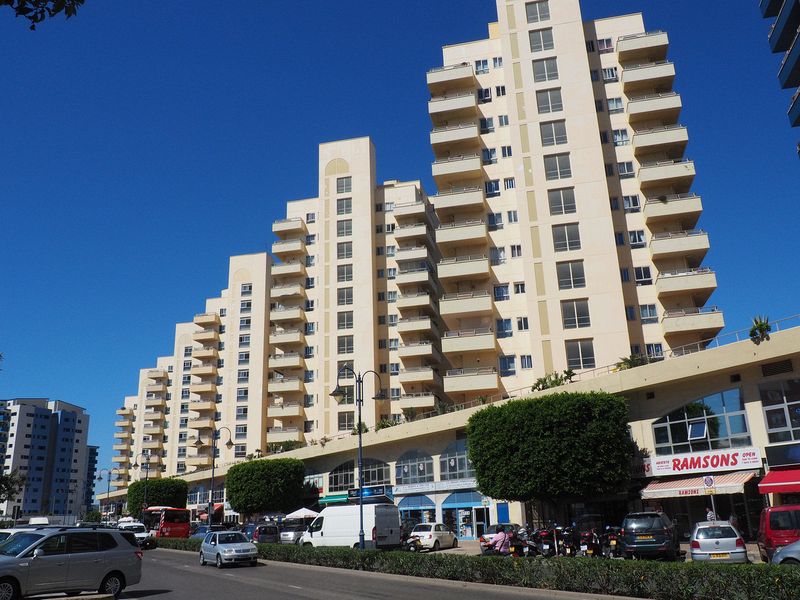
top-left (283, 525), bottom-right (305, 533)
top-left (0, 533), bottom-right (44, 556)
top-left (0, 533), bottom-right (11, 542)
top-left (696, 526), bottom-right (737, 540)
top-left (218, 533), bottom-right (247, 544)
top-left (413, 525), bottom-right (432, 532)
top-left (121, 525), bottom-right (146, 533)
top-left (623, 515), bottom-right (663, 530)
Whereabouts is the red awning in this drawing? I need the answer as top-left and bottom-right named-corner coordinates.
top-left (759, 469), bottom-right (800, 494)
top-left (641, 471), bottom-right (756, 499)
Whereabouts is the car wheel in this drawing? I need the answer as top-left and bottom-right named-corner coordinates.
top-left (0, 579), bottom-right (19, 600)
top-left (216, 554), bottom-right (224, 569)
top-left (199, 551), bottom-right (206, 566)
top-left (781, 558), bottom-right (800, 565)
top-left (452, 538), bottom-right (458, 549)
top-left (303, 542), bottom-right (313, 548)
top-left (99, 572), bottom-right (125, 599)
top-left (432, 540), bottom-right (440, 552)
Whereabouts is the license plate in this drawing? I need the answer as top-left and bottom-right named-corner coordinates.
top-left (580, 545), bottom-right (588, 551)
top-left (587, 549), bottom-right (593, 555)
top-left (523, 547), bottom-right (529, 554)
top-left (710, 553), bottom-right (730, 559)
top-left (637, 535), bottom-right (654, 541)
top-left (542, 544), bottom-right (550, 550)
top-left (610, 540), bottom-right (616, 546)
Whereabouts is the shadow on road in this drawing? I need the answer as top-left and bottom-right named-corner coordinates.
top-left (122, 589), bottom-right (174, 598)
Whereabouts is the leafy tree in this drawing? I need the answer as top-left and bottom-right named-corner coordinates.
top-left (83, 510), bottom-right (102, 522)
top-left (351, 422), bottom-right (369, 436)
top-left (1, 0), bottom-right (84, 30)
top-left (0, 470), bottom-right (25, 503)
top-left (531, 369), bottom-right (575, 391)
top-left (226, 458), bottom-right (304, 521)
top-left (466, 392), bottom-right (636, 502)
top-left (750, 315), bottom-right (772, 345)
top-left (127, 478), bottom-right (188, 519)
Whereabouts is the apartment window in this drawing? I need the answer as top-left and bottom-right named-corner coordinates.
top-left (387, 267), bottom-right (397, 280)
top-left (548, 188), bottom-right (576, 215)
top-left (501, 145), bottom-right (513, 158)
top-left (306, 212), bottom-right (316, 223)
top-left (586, 40), bottom-right (595, 52)
top-left (490, 246), bottom-right (506, 265)
top-left (533, 57), bottom-right (558, 82)
top-left (236, 388), bottom-right (248, 402)
top-left (760, 379), bottom-right (800, 443)
top-left (479, 117), bottom-right (494, 133)
top-left (385, 202), bottom-right (395, 212)
top-left (640, 304), bottom-right (659, 324)
top-left (496, 85), bottom-right (506, 97)
top-left (526, 0), bottom-right (550, 23)
top-left (600, 130), bottom-right (609, 144)
top-left (237, 369), bottom-right (249, 383)
top-left (517, 316), bottom-right (530, 331)
top-left (181, 388), bottom-right (190, 400)
top-left (305, 299), bottom-right (315, 312)
top-left (180, 402), bottom-right (189, 414)
top-left (610, 196), bottom-right (620, 210)
top-left (620, 268), bottom-right (630, 282)
top-left (238, 351), bottom-right (249, 365)
top-left (536, 88), bottom-right (563, 113)
top-left (240, 300), bottom-right (252, 314)
top-left (337, 242), bottom-right (352, 260)
top-left (618, 162), bottom-right (635, 179)
top-left (304, 322), bottom-right (315, 336)
top-left (377, 291), bottom-right (385, 301)
top-left (305, 234), bottom-right (316, 245)
top-left (521, 355), bottom-right (533, 369)
top-left (475, 59), bottom-right (489, 74)
top-left (511, 244), bottom-right (522, 258)
top-left (337, 311), bottom-right (354, 330)
top-left (484, 179), bottom-right (500, 198)
top-left (529, 28), bottom-right (554, 52)
top-left (498, 115), bottom-right (509, 126)
top-left (602, 67), bottom-right (619, 82)
top-left (378, 339), bottom-right (387, 349)
top-left (234, 425), bottom-right (247, 440)
top-left (496, 318), bottom-right (513, 338)
top-left (241, 283), bottom-right (252, 296)
top-left (493, 56), bottom-right (503, 68)
top-left (304, 369), bottom-right (315, 383)
top-left (337, 264), bottom-right (353, 282)
top-left (482, 148), bottom-right (497, 164)
top-left (239, 317), bottom-right (251, 330)
top-left (389, 363), bottom-right (400, 375)
top-left (488, 212), bottom-right (503, 230)
top-left (182, 359), bottom-right (192, 371)
top-left (605, 163), bottom-right (615, 176)
top-left (507, 210), bottom-right (518, 223)
top-left (338, 335), bottom-right (354, 355)
top-left (378, 315), bottom-right (386, 326)
top-left (336, 197), bottom-right (352, 215)
top-left (494, 284), bottom-right (510, 301)
top-left (376, 225), bottom-right (383, 234)
top-left (375, 203), bottom-right (383, 212)
top-left (336, 176), bottom-right (352, 194)
top-left (499, 355), bottom-right (516, 377)
top-left (615, 232), bottom-right (626, 246)
top-left (387, 291), bottom-right (398, 304)
top-left (628, 230), bottom-right (646, 249)
top-left (304, 346), bottom-right (314, 358)
top-left (385, 223), bottom-right (395, 233)
top-left (235, 406), bottom-right (248, 421)
top-left (613, 128), bottom-right (629, 146)
top-left (388, 336), bottom-right (399, 349)
top-left (595, 99), bottom-right (604, 112)
top-left (376, 246), bottom-right (384, 256)
top-left (566, 339), bottom-right (596, 370)
top-left (544, 153), bottom-right (571, 180)
top-left (305, 255), bottom-right (315, 267)
top-left (634, 266), bottom-right (653, 286)
top-left (477, 88), bottom-right (492, 103)
top-left (338, 412), bottom-right (355, 432)
top-left (623, 195), bottom-right (641, 213)
top-left (514, 281), bottom-right (526, 294)
top-left (590, 70), bottom-right (599, 81)
top-left (607, 97), bottom-right (624, 114)
top-left (646, 343), bottom-right (664, 360)
top-left (598, 37), bottom-right (614, 54)
top-left (562, 299), bottom-right (591, 328)
top-left (181, 374), bottom-right (190, 385)
top-left (625, 305), bottom-right (636, 321)
top-left (337, 288), bottom-right (353, 306)
top-left (303, 394), bottom-right (315, 407)
top-left (337, 219), bottom-right (352, 237)
top-left (552, 223), bottom-right (580, 252)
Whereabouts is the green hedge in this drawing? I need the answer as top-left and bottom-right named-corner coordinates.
top-left (155, 538), bottom-right (800, 600)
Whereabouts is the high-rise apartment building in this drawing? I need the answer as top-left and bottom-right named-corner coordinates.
top-left (114, 0), bottom-right (723, 489)
top-left (0, 398), bottom-right (95, 519)
top-left (760, 0), bottom-right (800, 129)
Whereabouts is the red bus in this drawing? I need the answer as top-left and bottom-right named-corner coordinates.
top-left (141, 506), bottom-right (191, 538)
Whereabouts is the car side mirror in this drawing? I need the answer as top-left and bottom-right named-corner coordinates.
top-left (33, 549), bottom-right (45, 558)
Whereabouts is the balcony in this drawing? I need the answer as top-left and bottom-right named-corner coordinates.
top-left (270, 306), bottom-right (306, 323)
top-left (435, 220), bottom-right (487, 246)
top-left (633, 125), bottom-right (688, 158)
top-left (267, 427), bottom-right (305, 443)
top-left (189, 401), bottom-right (216, 415)
top-left (112, 442), bottom-right (130, 451)
top-left (769, 0), bottom-right (800, 52)
top-left (189, 365), bottom-right (216, 378)
top-left (444, 367), bottom-right (499, 393)
top-left (394, 222), bottom-right (433, 245)
top-left (396, 246), bottom-right (430, 262)
top-left (440, 291), bottom-right (493, 319)
top-left (271, 283), bottom-right (305, 299)
top-left (113, 431), bottom-right (131, 440)
top-left (397, 316), bottom-right (435, 335)
top-left (790, 88), bottom-right (800, 127)
top-left (114, 419), bottom-right (132, 428)
top-left (269, 353), bottom-right (305, 369)
top-left (268, 402), bottom-right (305, 419)
top-left (111, 455), bottom-right (129, 463)
top-left (269, 328), bottom-right (305, 346)
top-left (193, 328), bottom-right (219, 343)
top-left (437, 255), bottom-right (490, 280)
top-left (431, 154), bottom-right (482, 184)
top-left (272, 218), bottom-right (306, 235)
top-left (430, 186), bottom-right (485, 214)
top-left (142, 424), bottom-right (164, 435)
top-left (426, 62), bottom-right (475, 93)
top-left (398, 367), bottom-right (442, 387)
top-left (186, 454), bottom-right (214, 468)
top-left (268, 377), bottom-right (304, 394)
top-left (193, 346), bottom-right (218, 360)
top-left (427, 91), bottom-right (477, 119)
top-left (649, 230), bottom-right (709, 261)
top-left (643, 194), bottom-right (703, 226)
top-left (142, 411), bottom-right (164, 421)
top-left (430, 122), bottom-right (480, 147)
top-left (761, 0), bottom-right (782, 18)
top-left (189, 382), bottom-right (217, 395)
top-left (622, 60), bottom-right (675, 92)
top-left (656, 268), bottom-right (718, 303)
top-left (778, 27), bottom-right (800, 88)
top-left (442, 328), bottom-right (498, 354)
top-left (638, 159), bottom-right (695, 192)
top-left (662, 307), bottom-right (725, 337)
top-left (189, 417), bottom-right (215, 429)
top-left (144, 397), bottom-right (165, 409)
top-left (395, 267), bottom-right (435, 289)
top-left (627, 92), bottom-right (682, 124)
top-left (115, 407), bottom-right (133, 416)
top-left (145, 383), bottom-right (167, 394)
top-left (271, 238), bottom-right (306, 257)
top-left (397, 292), bottom-right (436, 313)
top-left (393, 200), bottom-right (431, 220)
top-left (271, 262), bottom-right (306, 277)
top-left (398, 342), bottom-right (442, 362)
top-left (141, 439), bottom-right (162, 450)
top-left (146, 368), bottom-right (168, 380)
top-left (398, 393), bottom-right (437, 411)
top-left (616, 30), bottom-right (669, 62)
top-left (193, 313), bottom-right (220, 328)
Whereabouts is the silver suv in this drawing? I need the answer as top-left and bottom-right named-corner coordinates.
top-left (0, 527), bottom-right (142, 599)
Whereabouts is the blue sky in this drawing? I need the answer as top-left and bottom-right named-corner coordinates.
top-left (1, 1), bottom-right (797, 483)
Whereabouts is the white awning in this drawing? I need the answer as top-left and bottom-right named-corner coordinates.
top-left (641, 471), bottom-right (756, 499)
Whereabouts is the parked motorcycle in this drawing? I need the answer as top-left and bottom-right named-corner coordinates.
top-left (403, 536), bottom-right (422, 552)
top-left (577, 528), bottom-right (602, 558)
top-left (601, 526), bottom-right (623, 558)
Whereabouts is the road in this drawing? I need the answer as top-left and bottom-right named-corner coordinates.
top-left (123, 548), bottom-right (629, 600)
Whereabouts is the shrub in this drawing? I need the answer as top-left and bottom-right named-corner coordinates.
top-left (154, 537), bottom-right (202, 552)
top-left (127, 478), bottom-right (188, 519)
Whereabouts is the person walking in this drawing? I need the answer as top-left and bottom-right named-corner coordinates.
top-left (706, 507), bottom-right (716, 521)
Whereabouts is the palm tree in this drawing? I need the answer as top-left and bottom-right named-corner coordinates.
top-left (749, 315), bottom-right (772, 345)
top-left (615, 354), bottom-right (649, 371)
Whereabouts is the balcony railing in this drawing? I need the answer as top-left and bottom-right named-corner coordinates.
top-left (635, 123), bottom-right (686, 135)
top-left (443, 327), bottom-right (493, 338)
top-left (658, 267), bottom-right (713, 278)
top-left (436, 219), bottom-right (485, 230)
top-left (431, 121), bottom-right (476, 133)
top-left (429, 91), bottom-right (475, 103)
top-left (618, 30), bottom-right (666, 42)
top-left (273, 218), bottom-right (302, 225)
top-left (663, 306), bottom-right (721, 318)
top-left (645, 192), bottom-right (699, 205)
top-left (268, 427), bottom-right (300, 433)
top-left (273, 238), bottom-right (304, 246)
top-left (651, 229), bottom-right (706, 240)
top-left (441, 290), bottom-right (490, 300)
top-left (640, 158), bottom-right (693, 168)
top-left (445, 367), bottom-right (498, 377)
top-left (427, 62), bottom-right (471, 74)
top-left (625, 59), bottom-right (673, 71)
top-left (439, 254), bottom-right (487, 264)
top-left (433, 185), bottom-right (482, 197)
top-left (397, 222), bottom-right (428, 230)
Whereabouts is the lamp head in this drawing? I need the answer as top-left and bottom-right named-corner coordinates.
top-left (96, 475), bottom-right (103, 482)
top-left (373, 390), bottom-right (387, 401)
top-left (225, 439), bottom-right (234, 450)
top-left (132, 462), bottom-right (139, 470)
top-left (329, 386), bottom-right (345, 402)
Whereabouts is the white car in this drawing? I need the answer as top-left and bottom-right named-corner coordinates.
top-left (118, 521), bottom-right (151, 547)
top-left (409, 523), bottom-right (458, 551)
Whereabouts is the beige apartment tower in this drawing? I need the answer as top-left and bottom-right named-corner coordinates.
top-left (112, 0), bottom-right (722, 488)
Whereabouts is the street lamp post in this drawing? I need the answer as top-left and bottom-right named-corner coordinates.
top-left (97, 467), bottom-right (121, 520)
top-left (194, 425), bottom-right (233, 526)
top-left (330, 366), bottom-right (385, 551)
top-left (132, 452), bottom-right (153, 511)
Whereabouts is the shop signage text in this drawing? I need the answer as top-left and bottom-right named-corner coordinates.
top-left (648, 447), bottom-right (761, 477)
top-left (393, 478), bottom-right (477, 496)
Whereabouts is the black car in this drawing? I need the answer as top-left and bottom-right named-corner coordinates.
top-left (241, 523), bottom-right (280, 544)
top-left (620, 512), bottom-right (680, 560)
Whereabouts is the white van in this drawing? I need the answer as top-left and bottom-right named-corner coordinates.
top-left (300, 503), bottom-right (401, 549)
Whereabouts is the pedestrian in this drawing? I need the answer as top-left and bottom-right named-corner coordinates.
top-left (706, 507), bottom-right (716, 521)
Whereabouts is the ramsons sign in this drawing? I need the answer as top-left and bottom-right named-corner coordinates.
top-left (648, 447), bottom-right (762, 477)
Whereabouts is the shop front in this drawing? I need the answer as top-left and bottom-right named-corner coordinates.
top-left (397, 495), bottom-right (436, 531)
top-left (759, 442), bottom-right (800, 505)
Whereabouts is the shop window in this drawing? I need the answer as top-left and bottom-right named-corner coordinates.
top-left (361, 458), bottom-right (391, 486)
top-left (395, 449), bottom-right (434, 485)
top-left (439, 439), bottom-right (475, 481)
top-left (759, 379), bottom-right (800, 443)
top-left (328, 460), bottom-right (354, 493)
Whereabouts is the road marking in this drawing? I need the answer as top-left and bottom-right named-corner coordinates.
top-left (289, 585), bottom-right (302, 589)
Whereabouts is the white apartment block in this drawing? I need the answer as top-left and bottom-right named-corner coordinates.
top-left (114, 0), bottom-right (722, 488)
